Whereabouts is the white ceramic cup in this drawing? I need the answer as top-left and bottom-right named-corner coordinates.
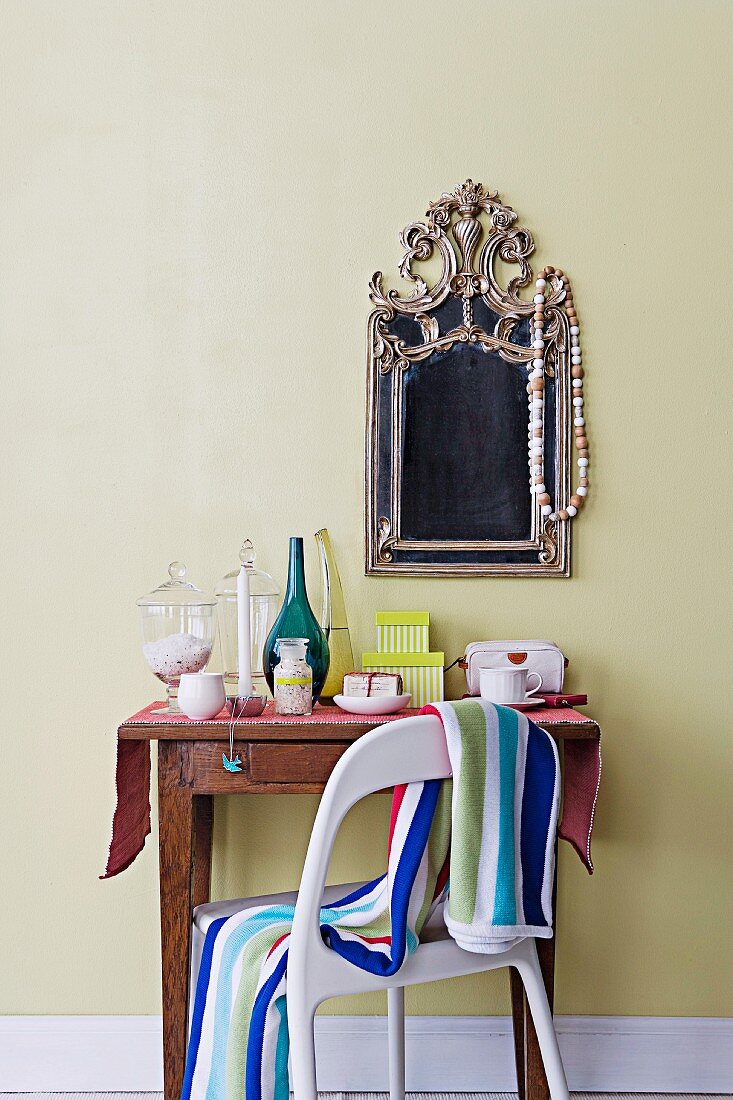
top-left (178, 672), bottom-right (226, 720)
top-left (479, 667), bottom-right (543, 705)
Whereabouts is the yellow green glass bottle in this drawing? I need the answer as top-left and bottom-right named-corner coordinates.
top-left (315, 528), bottom-right (354, 702)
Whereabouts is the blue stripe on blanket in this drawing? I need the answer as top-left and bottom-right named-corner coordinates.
top-left (520, 719), bottom-right (557, 927)
top-left (182, 916), bottom-right (229, 1100)
top-left (208, 907), bottom-right (295, 1100)
top-left (492, 706), bottom-right (519, 926)
top-left (245, 949), bottom-right (289, 1100)
top-left (273, 998), bottom-right (289, 1100)
top-left (328, 875), bottom-right (386, 908)
top-left (326, 779), bottom-right (441, 976)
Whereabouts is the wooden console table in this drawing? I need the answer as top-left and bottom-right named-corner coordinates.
top-left (117, 703), bottom-right (600, 1100)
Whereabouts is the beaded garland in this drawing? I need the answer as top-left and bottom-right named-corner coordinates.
top-left (527, 267), bottom-right (589, 523)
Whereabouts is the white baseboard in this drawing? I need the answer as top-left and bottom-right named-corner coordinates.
top-left (0, 1015), bottom-right (731, 1093)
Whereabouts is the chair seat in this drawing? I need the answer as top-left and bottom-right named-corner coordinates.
top-left (193, 884), bottom-right (450, 940)
top-left (190, 883), bottom-right (499, 1004)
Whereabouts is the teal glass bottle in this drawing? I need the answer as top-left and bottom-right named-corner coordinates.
top-left (263, 537), bottom-right (330, 702)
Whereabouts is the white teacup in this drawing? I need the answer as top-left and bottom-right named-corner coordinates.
top-left (178, 672), bottom-right (226, 720)
top-left (479, 667), bottom-right (543, 705)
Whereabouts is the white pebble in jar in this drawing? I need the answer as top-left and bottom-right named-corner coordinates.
top-left (274, 638), bottom-right (313, 716)
top-left (143, 632), bottom-right (212, 679)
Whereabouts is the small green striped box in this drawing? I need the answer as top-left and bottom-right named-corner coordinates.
top-left (362, 650), bottom-right (444, 708)
top-left (376, 611), bottom-right (430, 654)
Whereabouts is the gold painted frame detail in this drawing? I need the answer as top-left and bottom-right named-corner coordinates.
top-left (366, 180), bottom-right (573, 576)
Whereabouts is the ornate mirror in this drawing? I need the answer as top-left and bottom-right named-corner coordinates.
top-left (366, 180), bottom-right (588, 576)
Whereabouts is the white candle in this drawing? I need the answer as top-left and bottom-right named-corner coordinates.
top-left (237, 563), bottom-right (252, 697)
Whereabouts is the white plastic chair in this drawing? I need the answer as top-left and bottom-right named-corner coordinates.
top-left (191, 712), bottom-right (569, 1100)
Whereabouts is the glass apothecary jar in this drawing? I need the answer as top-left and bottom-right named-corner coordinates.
top-left (215, 540), bottom-right (280, 698)
top-left (137, 562), bottom-right (217, 713)
top-left (273, 638), bottom-right (313, 716)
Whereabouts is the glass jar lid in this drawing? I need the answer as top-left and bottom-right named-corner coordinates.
top-left (137, 561), bottom-right (217, 608)
top-left (215, 539), bottom-right (280, 600)
top-left (277, 638), bottom-right (309, 660)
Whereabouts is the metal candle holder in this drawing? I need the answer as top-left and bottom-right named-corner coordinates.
top-left (225, 693), bottom-right (267, 718)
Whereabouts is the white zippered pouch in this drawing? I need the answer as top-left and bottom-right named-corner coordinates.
top-left (460, 640), bottom-right (567, 696)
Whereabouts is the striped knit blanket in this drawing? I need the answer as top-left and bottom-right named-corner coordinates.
top-left (182, 700), bottom-right (559, 1100)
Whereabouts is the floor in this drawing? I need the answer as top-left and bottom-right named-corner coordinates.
top-left (2, 1093), bottom-right (729, 1099)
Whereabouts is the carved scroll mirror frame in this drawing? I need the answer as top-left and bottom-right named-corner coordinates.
top-left (366, 180), bottom-right (572, 576)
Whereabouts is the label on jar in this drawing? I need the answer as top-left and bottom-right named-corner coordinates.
top-left (275, 675), bottom-right (311, 686)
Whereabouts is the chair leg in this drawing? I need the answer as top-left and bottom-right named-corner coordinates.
top-left (288, 999), bottom-right (318, 1100)
top-left (515, 944), bottom-right (569, 1100)
top-left (387, 985), bottom-right (406, 1100)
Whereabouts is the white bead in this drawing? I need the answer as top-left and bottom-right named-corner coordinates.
top-left (576, 486), bottom-right (587, 497)
top-left (574, 416), bottom-right (585, 426)
top-left (578, 457), bottom-right (589, 467)
top-left (572, 378), bottom-right (583, 388)
top-left (566, 505), bottom-right (577, 516)
top-left (536, 278), bottom-right (546, 289)
top-left (549, 512), bottom-right (558, 521)
top-left (533, 339), bottom-right (544, 350)
top-left (571, 335), bottom-right (579, 346)
top-left (533, 483), bottom-right (546, 494)
top-left (541, 504), bottom-right (552, 516)
top-left (571, 354), bottom-right (582, 364)
top-left (531, 445), bottom-right (543, 455)
top-left (531, 367), bottom-right (543, 379)
top-left (532, 395), bottom-right (543, 405)
top-left (534, 293), bottom-right (544, 304)
top-left (532, 413), bottom-right (543, 423)
top-left (532, 464), bottom-right (542, 476)
top-left (533, 358), bottom-right (544, 369)
top-left (570, 325), bottom-right (579, 336)
top-left (573, 396), bottom-right (584, 407)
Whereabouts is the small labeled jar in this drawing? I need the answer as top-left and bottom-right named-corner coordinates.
top-left (273, 638), bottom-right (313, 716)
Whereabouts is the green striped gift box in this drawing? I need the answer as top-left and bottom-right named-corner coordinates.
top-left (362, 651), bottom-right (444, 708)
top-left (376, 611), bottom-right (430, 654)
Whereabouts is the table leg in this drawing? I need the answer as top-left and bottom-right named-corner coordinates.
top-left (193, 794), bottom-right (213, 908)
top-left (158, 742), bottom-right (195, 1100)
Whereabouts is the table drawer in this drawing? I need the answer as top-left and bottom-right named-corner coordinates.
top-left (249, 742), bottom-right (350, 783)
top-left (191, 740), bottom-right (351, 792)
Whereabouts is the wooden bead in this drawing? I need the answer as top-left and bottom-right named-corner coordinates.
top-left (576, 436), bottom-right (588, 448)
top-left (555, 269), bottom-right (563, 278)
top-left (531, 379), bottom-right (544, 391)
top-left (538, 493), bottom-right (551, 506)
top-left (580, 478), bottom-right (589, 488)
top-left (579, 448), bottom-right (589, 458)
top-left (533, 428), bottom-right (543, 437)
top-left (533, 474), bottom-right (545, 484)
top-left (570, 494), bottom-right (583, 509)
top-left (545, 266), bottom-right (555, 275)
top-left (558, 509), bottom-right (569, 521)
top-left (571, 365), bottom-right (584, 379)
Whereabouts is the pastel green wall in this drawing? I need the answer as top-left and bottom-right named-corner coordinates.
top-left (1, 0), bottom-right (731, 1018)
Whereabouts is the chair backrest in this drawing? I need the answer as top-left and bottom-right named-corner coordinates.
top-left (289, 712), bottom-right (451, 967)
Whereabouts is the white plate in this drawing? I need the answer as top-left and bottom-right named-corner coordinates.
top-left (333, 693), bottom-right (412, 716)
top-left (505, 697), bottom-right (545, 710)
